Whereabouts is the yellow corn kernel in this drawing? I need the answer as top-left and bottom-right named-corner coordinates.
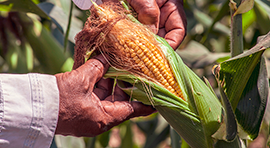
top-left (112, 28), bottom-right (184, 100)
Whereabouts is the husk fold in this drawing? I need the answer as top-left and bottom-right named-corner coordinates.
top-left (73, 2), bottom-right (226, 148)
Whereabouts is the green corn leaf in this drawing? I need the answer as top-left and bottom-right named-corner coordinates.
top-left (5, 41), bottom-right (28, 73)
top-left (201, 0), bottom-right (230, 43)
top-left (38, 2), bottom-right (83, 44)
top-left (215, 83), bottom-right (238, 142)
top-left (18, 13), bottom-right (70, 74)
top-left (54, 135), bottom-right (85, 148)
top-left (213, 31), bottom-right (270, 139)
top-left (4, 29), bottom-right (29, 73)
top-left (192, 7), bottom-right (230, 36)
top-left (143, 124), bottom-right (170, 148)
top-left (242, 8), bottom-right (256, 34)
top-left (119, 121), bottom-right (133, 148)
top-left (97, 130), bottom-right (111, 148)
top-left (214, 136), bottom-right (243, 148)
top-left (0, 0), bottom-right (50, 19)
top-left (254, 1), bottom-right (270, 34)
top-left (170, 127), bottom-right (182, 148)
top-left (176, 41), bottom-right (230, 68)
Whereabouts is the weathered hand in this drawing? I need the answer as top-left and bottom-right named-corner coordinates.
top-left (109, 0), bottom-right (187, 50)
top-left (55, 55), bottom-right (155, 137)
top-left (156, 0), bottom-right (187, 50)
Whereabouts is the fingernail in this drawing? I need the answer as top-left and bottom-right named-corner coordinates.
top-left (92, 54), bottom-right (110, 72)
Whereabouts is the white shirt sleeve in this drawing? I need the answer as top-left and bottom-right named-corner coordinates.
top-left (0, 73), bottom-right (59, 148)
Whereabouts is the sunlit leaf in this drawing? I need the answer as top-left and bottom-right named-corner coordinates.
top-left (54, 135), bottom-right (85, 148)
top-left (72, 0), bottom-right (102, 10)
top-left (192, 8), bottom-right (230, 36)
top-left (60, 0), bottom-right (71, 15)
top-left (242, 8), bottom-right (256, 34)
top-left (38, 2), bottom-right (83, 43)
top-left (254, 1), bottom-right (270, 34)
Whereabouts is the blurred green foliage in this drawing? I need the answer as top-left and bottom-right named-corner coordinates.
top-left (0, 0), bottom-right (270, 147)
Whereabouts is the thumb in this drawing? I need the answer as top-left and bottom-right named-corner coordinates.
top-left (76, 54), bottom-right (110, 83)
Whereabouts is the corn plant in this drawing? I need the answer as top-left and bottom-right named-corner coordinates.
top-left (71, 1), bottom-right (267, 147)
top-left (1, 0), bottom-right (270, 147)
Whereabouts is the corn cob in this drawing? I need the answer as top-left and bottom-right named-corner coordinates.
top-left (109, 21), bottom-right (183, 99)
top-left (74, 2), bottom-right (184, 100)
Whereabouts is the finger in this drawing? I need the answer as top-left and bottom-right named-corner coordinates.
top-left (87, 100), bottom-right (155, 136)
top-left (128, 101), bottom-right (156, 118)
top-left (104, 85), bottom-right (129, 101)
top-left (101, 100), bottom-right (156, 122)
top-left (74, 54), bottom-right (109, 90)
top-left (157, 0), bottom-right (187, 50)
top-left (127, 0), bottom-right (160, 33)
top-left (93, 78), bottom-right (114, 100)
top-left (113, 85), bottom-right (130, 101)
top-left (162, 10), bottom-right (186, 50)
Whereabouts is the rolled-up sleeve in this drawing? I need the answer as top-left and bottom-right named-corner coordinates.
top-left (0, 73), bottom-right (59, 148)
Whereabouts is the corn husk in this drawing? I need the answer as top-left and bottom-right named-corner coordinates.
top-left (105, 35), bottom-right (225, 148)
top-left (74, 2), bottom-right (226, 148)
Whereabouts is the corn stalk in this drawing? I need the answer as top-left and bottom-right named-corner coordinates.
top-left (230, 0), bottom-right (244, 57)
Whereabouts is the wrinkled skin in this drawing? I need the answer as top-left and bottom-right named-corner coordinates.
top-left (55, 0), bottom-right (186, 137)
top-left (55, 55), bottom-right (155, 137)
